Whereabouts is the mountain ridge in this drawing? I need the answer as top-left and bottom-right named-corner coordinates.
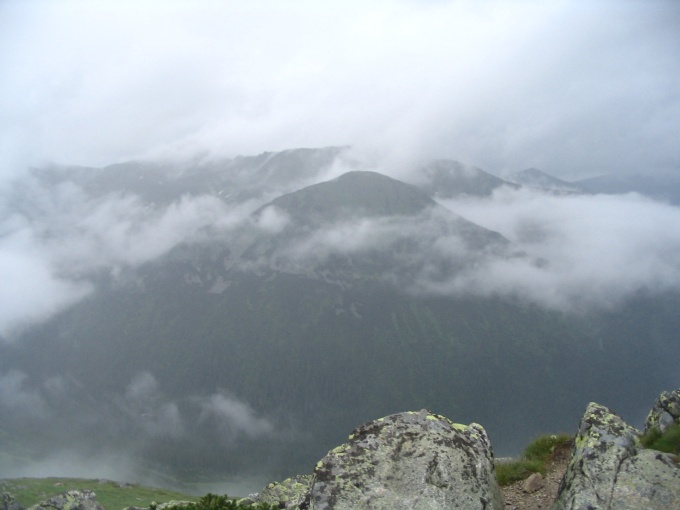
top-left (413, 159), bottom-right (517, 198)
top-left (506, 168), bottom-right (584, 193)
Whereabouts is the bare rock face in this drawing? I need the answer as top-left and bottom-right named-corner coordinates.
top-left (28, 491), bottom-right (104, 510)
top-left (309, 409), bottom-right (502, 510)
top-left (644, 388), bottom-right (680, 434)
top-left (552, 401), bottom-right (680, 510)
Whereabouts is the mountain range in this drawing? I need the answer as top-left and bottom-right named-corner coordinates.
top-left (1, 147), bottom-right (678, 494)
top-left (506, 168), bottom-right (583, 193)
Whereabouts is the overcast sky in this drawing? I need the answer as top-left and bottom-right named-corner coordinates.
top-left (1, 0), bottom-right (679, 183)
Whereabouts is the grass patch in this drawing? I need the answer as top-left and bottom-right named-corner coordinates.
top-left (495, 433), bottom-right (573, 487)
top-left (495, 459), bottom-right (545, 486)
top-left (523, 433), bottom-right (573, 462)
top-left (640, 423), bottom-right (680, 456)
top-left (0, 478), bottom-right (197, 510)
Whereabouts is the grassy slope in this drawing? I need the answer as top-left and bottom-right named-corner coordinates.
top-left (0, 478), bottom-right (197, 510)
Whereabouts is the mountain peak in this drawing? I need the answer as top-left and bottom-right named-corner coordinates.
top-left (261, 170), bottom-right (436, 224)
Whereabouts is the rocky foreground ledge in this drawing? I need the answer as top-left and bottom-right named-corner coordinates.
top-left (246, 389), bottom-right (680, 509)
top-left (3, 390), bottom-right (680, 510)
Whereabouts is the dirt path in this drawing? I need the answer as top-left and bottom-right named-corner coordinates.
top-left (499, 445), bottom-right (570, 510)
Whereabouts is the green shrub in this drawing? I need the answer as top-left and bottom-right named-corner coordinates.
top-left (495, 433), bottom-right (573, 487)
top-left (640, 424), bottom-right (680, 456)
top-left (161, 493), bottom-right (277, 510)
top-left (523, 433), bottom-right (573, 462)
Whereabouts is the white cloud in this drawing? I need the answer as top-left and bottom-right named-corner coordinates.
top-left (431, 188), bottom-right (680, 311)
top-left (199, 392), bottom-right (274, 441)
top-left (117, 372), bottom-right (184, 439)
top-left (0, 228), bottom-right (93, 339)
top-left (255, 206), bottom-right (290, 233)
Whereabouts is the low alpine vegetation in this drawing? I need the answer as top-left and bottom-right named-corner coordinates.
top-left (640, 424), bottom-right (680, 456)
top-left (495, 433), bottom-right (573, 486)
top-left (495, 459), bottom-right (545, 486)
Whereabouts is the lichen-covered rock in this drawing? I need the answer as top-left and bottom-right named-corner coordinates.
top-left (28, 490), bottom-right (104, 510)
top-left (552, 402), bottom-right (680, 510)
top-left (234, 496), bottom-right (257, 507)
top-left (309, 409), bottom-right (502, 510)
top-left (253, 475), bottom-right (312, 509)
top-left (644, 388), bottom-right (680, 434)
top-left (2, 493), bottom-right (25, 510)
top-left (609, 448), bottom-right (680, 509)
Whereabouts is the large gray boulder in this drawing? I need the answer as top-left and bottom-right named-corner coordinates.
top-left (28, 491), bottom-right (104, 510)
top-left (644, 388), bottom-right (680, 434)
top-left (309, 409), bottom-right (502, 510)
top-left (552, 402), bottom-right (680, 510)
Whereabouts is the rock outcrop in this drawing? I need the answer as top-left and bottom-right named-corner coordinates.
top-left (552, 402), bottom-right (680, 510)
top-left (1, 493), bottom-right (24, 510)
top-left (644, 388), bottom-right (680, 434)
top-left (28, 491), bottom-right (104, 510)
top-left (153, 502), bottom-right (194, 510)
top-left (248, 475), bottom-right (313, 509)
top-left (308, 409), bottom-right (502, 510)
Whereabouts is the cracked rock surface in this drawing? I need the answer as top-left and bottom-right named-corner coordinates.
top-left (309, 409), bottom-right (502, 510)
top-left (552, 402), bottom-right (680, 510)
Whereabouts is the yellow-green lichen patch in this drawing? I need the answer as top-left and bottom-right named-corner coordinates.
top-left (332, 444), bottom-right (348, 455)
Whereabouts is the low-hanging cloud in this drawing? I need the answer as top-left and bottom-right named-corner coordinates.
top-left (0, 369), bottom-right (49, 419)
top-left (0, 237), bottom-right (93, 339)
top-left (0, 173), bottom-right (267, 339)
top-left (116, 371), bottom-right (184, 439)
top-left (244, 205), bottom-right (514, 287)
top-left (238, 184), bottom-right (680, 313)
top-left (198, 392), bottom-right (274, 442)
top-left (430, 188), bottom-right (680, 311)
top-left (254, 206), bottom-right (290, 234)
